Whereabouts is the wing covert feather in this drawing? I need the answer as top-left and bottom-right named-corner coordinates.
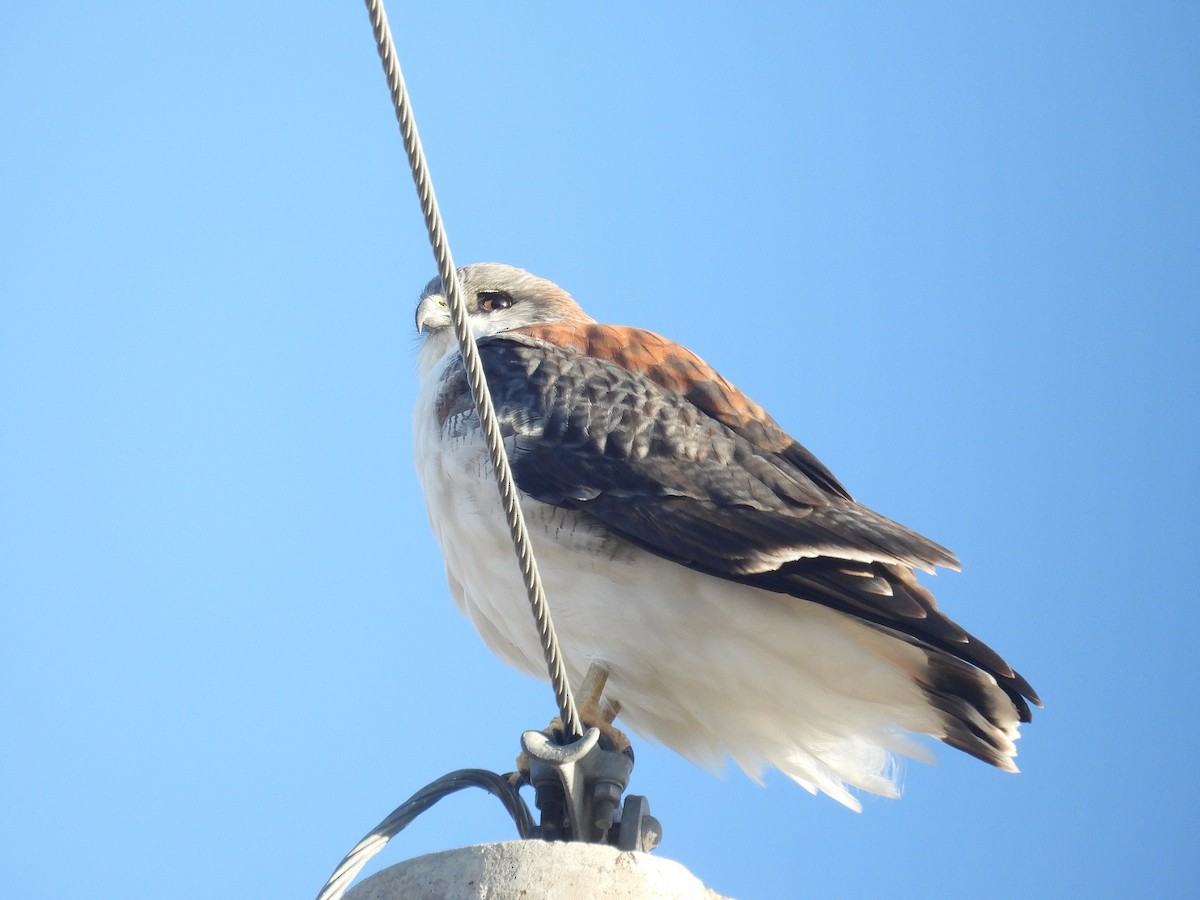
top-left (465, 333), bottom-right (1038, 713)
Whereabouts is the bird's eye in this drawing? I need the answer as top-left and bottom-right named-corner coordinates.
top-left (478, 291), bottom-right (514, 312)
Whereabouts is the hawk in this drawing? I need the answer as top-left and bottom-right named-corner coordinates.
top-left (413, 263), bottom-right (1039, 810)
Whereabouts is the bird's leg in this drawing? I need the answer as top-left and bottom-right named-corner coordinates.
top-left (513, 663), bottom-right (631, 779)
top-left (573, 663), bottom-right (631, 754)
top-left (576, 664), bottom-right (626, 746)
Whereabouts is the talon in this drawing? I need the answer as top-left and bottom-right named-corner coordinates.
top-left (514, 750), bottom-right (532, 780)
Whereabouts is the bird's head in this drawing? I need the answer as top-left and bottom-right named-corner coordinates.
top-left (415, 263), bottom-right (594, 370)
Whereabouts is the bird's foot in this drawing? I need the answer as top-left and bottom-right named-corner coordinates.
top-left (514, 664), bottom-right (630, 777)
top-left (573, 663), bottom-right (631, 754)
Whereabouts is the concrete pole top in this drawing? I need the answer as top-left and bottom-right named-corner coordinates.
top-left (345, 840), bottom-right (729, 900)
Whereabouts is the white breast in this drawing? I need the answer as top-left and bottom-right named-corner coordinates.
top-left (413, 347), bottom-right (636, 675)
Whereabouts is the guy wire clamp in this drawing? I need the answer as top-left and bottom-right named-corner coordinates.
top-left (519, 664), bottom-right (661, 851)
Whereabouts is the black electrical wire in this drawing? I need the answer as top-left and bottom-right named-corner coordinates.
top-left (316, 769), bottom-right (537, 900)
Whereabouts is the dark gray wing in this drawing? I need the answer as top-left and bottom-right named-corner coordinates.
top-left (471, 334), bottom-right (1040, 718)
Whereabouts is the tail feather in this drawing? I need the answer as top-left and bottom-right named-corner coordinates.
top-left (916, 645), bottom-right (1023, 770)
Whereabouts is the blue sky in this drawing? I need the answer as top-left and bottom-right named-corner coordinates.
top-left (3, 3), bottom-right (1197, 898)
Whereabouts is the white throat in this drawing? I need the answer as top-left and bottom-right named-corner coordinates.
top-left (417, 328), bottom-right (461, 380)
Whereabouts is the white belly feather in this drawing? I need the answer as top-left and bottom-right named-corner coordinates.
top-left (414, 350), bottom-right (950, 810)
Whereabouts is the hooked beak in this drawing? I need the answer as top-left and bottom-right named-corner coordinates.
top-left (415, 293), bottom-right (451, 334)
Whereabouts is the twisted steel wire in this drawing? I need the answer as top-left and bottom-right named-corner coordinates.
top-left (363, 0), bottom-right (582, 739)
top-left (315, 769), bottom-right (536, 900)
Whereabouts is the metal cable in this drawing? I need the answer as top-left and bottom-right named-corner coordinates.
top-left (363, 0), bottom-right (582, 739)
top-left (315, 769), bottom-right (536, 900)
